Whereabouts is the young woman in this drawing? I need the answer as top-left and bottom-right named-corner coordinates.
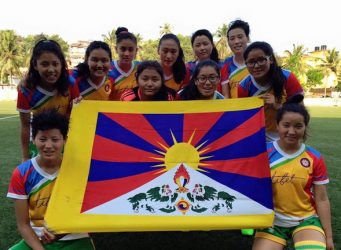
top-left (238, 41), bottom-right (304, 141)
top-left (109, 30), bottom-right (139, 100)
top-left (120, 60), bottom-right (175, 101)
top-left (7, 110), bottom-right (94, 250)
top-left (223, 19), bottom-right (251, 98)
top-left (187, 29), bottom-right (227, 94)
top-left (70, 41), bottom-right (114, 100)
top-left (253, 103), bottom-right (334, 250)
top-left (178, 59), bottom-right (224, 100)
top-left (17, 39), bottom-right (78, 162)
top-left (158, 33), bottom-right (190, 91)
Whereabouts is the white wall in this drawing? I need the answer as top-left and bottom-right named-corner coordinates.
top-left (0, 86), bottom-right (17, 101)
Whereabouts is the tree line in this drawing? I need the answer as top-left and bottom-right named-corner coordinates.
top-left (0, 24), bottom-right (340, 91)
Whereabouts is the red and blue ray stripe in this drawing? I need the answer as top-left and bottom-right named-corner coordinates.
top-left (81, 107), bottom-right (272, 212)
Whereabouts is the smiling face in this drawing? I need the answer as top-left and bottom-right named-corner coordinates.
top-left (195, 66), bottom-right (220, 99)
top-left (87, 48), bottom-right (111, 83)
top-left (277, 112), bottom-right (306, 148)
top-left (137, 68), bottom-right (163, 100)
top-left (245, 48), bottom-right (272, 83)
top-left (227, 27), bottom-right (249, 56)
top-left (192, 35), bottom-right (213, 61)
top-left (33, 128), bottom-right (66, 162)
top-left (34, 52), bottom-right (62, 91)
top-left (158, 39), bottom-right (179, 69)
top-left (116, 39), bottom-right (137, 65)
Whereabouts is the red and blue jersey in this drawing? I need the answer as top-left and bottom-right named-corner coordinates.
top-left (238, 69), bottom-right (303, 139)
top-left (223, 56), bottom-right (240, 77)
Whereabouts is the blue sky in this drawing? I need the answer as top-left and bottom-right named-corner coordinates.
top-left (1, 0), bottom-right (339, 54)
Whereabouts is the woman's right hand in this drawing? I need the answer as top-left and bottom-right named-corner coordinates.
top-left (41, 228), bottom-right (57, 244)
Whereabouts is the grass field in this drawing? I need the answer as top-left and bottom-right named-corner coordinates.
top-left (0, 100), bottom-right (340, 250)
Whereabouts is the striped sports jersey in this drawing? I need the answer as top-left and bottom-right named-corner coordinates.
top-left (7, 157), bottom-right (88, 240)
top-left (212, 91), bottom-right (225, 99)
top-left (69, 69), bottom-right (114, 100)
top-left (17, 83), bottom-right (78, 116)
top-left (228, 66), bottom-right (249, 98)
top-left (176, 89), bottom-right (224, 100)
top-left (223, 56), bottom-right (249, 98)
top-left (109, 60), bottom-right (139, 100)
top-left (222, 56), bottom-right (244, 77)
top-left (267, 141), bottom-right (329, 227)
top-left (186, 60), bottom-right (228, 94)
top-left (186, 61), bottom-right (198, 76)
top-left (238, 69), bottom-right (303, 140)
top-left (7, 157), bottom-right (58, 234)
top-left (120, 87), bottom-right (175, 101)
top-left (164, 67), bottom-right (191, 91)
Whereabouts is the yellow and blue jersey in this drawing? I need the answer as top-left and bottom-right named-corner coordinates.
top-left (7, 158), bottom-right (58, 234)
top-left (164, 67), bottom-right (191, 92)
top-left (228, 67), bottom-right (249, 98)
top-left (7, 157), bottom-right (88, 240)
top-left (223, 56), bottom-right (249, 98)
top-left (267, 141), bottom-right (329, 227)
top-left (17, 83), bottom-right (78, 116)
top-left (109, 60), bottom-right (140, 100)
top-left (69, 69), bottom-right (114, 101)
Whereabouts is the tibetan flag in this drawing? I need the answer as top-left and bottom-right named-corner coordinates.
top-left (45, 98), bottom-right (274, 233)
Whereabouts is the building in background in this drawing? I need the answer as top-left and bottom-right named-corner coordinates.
top-left (69, 40), bottom-right (92, 68)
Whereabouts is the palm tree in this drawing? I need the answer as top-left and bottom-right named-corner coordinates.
top-left (318, 48), bottom-right (340, 96)
top-left (20, 33), bottom-right (69, 68)
top-left (134, 33), bottom-right (144, 61)
top-left (0, 30), bottom-right (22, 84)
top-left (215, 24), bottom-right (231, 59)
top-left (282, 44), bottom-right (309, 84)
top-left (159, 23), bottom-right (172, 37)
top-left (102, 29), bottom-right (117, 59)
top-left (48, 34), bottom-right (70, 58)
top-left (320, 48), bottom-right (340, 74)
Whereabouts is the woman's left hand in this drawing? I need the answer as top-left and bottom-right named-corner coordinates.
top-left (260, 93), bottom-right (281, 110)
top-left (326, 237), bottom-right (335, 250)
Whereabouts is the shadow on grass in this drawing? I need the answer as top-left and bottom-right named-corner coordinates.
top-left (91, 230), bottom-right (254, 250)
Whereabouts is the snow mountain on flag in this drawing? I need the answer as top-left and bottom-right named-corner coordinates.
top-left (83, 163), bottom-right (272, 216)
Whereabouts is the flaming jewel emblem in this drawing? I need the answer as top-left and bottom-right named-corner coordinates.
top-left (174, 164), bottom-right (190, 193)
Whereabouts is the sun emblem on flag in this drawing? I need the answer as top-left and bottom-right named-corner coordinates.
top-left (151, 131), bottom-right (212, 172)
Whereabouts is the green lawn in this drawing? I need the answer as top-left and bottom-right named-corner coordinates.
top-left (0, 101), bottom-right (340, 250)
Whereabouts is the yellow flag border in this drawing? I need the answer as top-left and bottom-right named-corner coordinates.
top-left (45, 98), bottom-right (274, 233)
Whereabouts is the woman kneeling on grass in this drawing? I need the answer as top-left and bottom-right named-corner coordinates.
top-left (7, 109), bottom-right (94, 250)
top-left (252, 103), bottom-right (334, 250)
